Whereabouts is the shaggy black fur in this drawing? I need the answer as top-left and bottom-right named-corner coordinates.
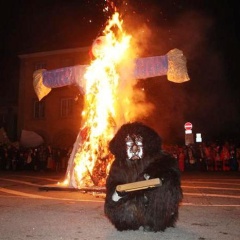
top-left (104, 122), bottom-right (183, 232)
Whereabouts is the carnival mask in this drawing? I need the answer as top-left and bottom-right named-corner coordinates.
top-left (125, 134), bottom-right (143, 160)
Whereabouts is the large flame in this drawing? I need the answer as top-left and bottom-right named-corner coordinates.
top-left (66, 12), bottom-right (133, 188)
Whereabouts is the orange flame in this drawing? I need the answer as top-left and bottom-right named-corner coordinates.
top-left (65, 12), bottom-right (133, 188)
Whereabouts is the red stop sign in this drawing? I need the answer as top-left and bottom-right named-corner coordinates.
top-left (184, 122), bottom-right (192, 130)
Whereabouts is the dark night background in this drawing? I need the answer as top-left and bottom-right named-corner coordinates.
top-left (0, 0), bottom-right (239, 144)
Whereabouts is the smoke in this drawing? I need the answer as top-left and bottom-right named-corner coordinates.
top-left (118, 23), bottom-right (157, 125)
top-left (105, 1), bottom-right (235, 142)
top-left (116, 2), bottom-right (226, 142)
top-left (169, 10), bottom-right (233, 138)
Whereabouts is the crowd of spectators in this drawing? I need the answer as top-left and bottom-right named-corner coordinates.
top-left (0, 143), bottom-right (71, 172)
top-left (0, 140), bottom-right (239, 173)
top-left (163, 140), bottom-right (240, 172)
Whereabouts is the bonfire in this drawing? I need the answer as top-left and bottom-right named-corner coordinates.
top-left (33, 8), bottom-right (189, 189)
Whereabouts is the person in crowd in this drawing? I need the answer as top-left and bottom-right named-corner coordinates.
top-left (214, 144), bottom-right (222, 171)
top-left (236, 146), bottom-right (240, 171)
top-left (54, 147), bottom-right (62, 172)
top-left (203, 143), bottom-right (215, 171)
top-left (0, 144), bottom-right (7, 170)
top-left (178, 147), bottom-right (185, 172)
top-left (185, 144), bottom-right (197, 170)
top-left (220, 141), bottom-right (230, 171)
top-left (32, 148), bottom-right (39, 171)
top-left (25, 148), bottom-right (33, 170)
top-left (38, 145), bottom-right (48, 172)
top-left (229, 144), bottom-right (238, 171)
top-left (16, 147), bottom-right (25, 170)
top-left (196, 143), bottom-right (207, 171)
top-left (46, 145), bottom-right (54, 170)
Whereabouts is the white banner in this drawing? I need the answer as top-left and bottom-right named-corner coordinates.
top-left (20, 130), bottom-right (44, 148)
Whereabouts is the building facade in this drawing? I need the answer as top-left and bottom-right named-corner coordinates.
top-left (18, 47), bottom-right (90, 148)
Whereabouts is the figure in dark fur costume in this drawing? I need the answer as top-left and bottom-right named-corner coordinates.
top-left (104, 122), bottom-right (183, 232)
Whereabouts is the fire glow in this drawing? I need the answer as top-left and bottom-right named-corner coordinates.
top-left (65, 12), bottom-right (133, 188)
top-left (36, 8), bottom-right (190, 189)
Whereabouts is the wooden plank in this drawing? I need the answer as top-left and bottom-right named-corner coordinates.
top-left (116, 178), bottom-right (162, 192)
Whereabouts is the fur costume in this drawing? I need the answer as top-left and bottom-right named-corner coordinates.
top-left (104, 122), bottom-right (183, 232)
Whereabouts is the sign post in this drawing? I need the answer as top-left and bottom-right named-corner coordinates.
top-left (184, 122), bottom-right (194, 145)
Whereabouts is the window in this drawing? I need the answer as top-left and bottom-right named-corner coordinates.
top-left (61, 98), bottom-right (74, 117)
top-left (33, 100), bottom-right (45, 119)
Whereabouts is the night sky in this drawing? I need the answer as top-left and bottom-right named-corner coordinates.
top-left (0, 0), bottom-right (239, 144)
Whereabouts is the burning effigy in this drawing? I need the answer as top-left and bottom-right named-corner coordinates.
top-left (33, 9), bottom-right (189, 189)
